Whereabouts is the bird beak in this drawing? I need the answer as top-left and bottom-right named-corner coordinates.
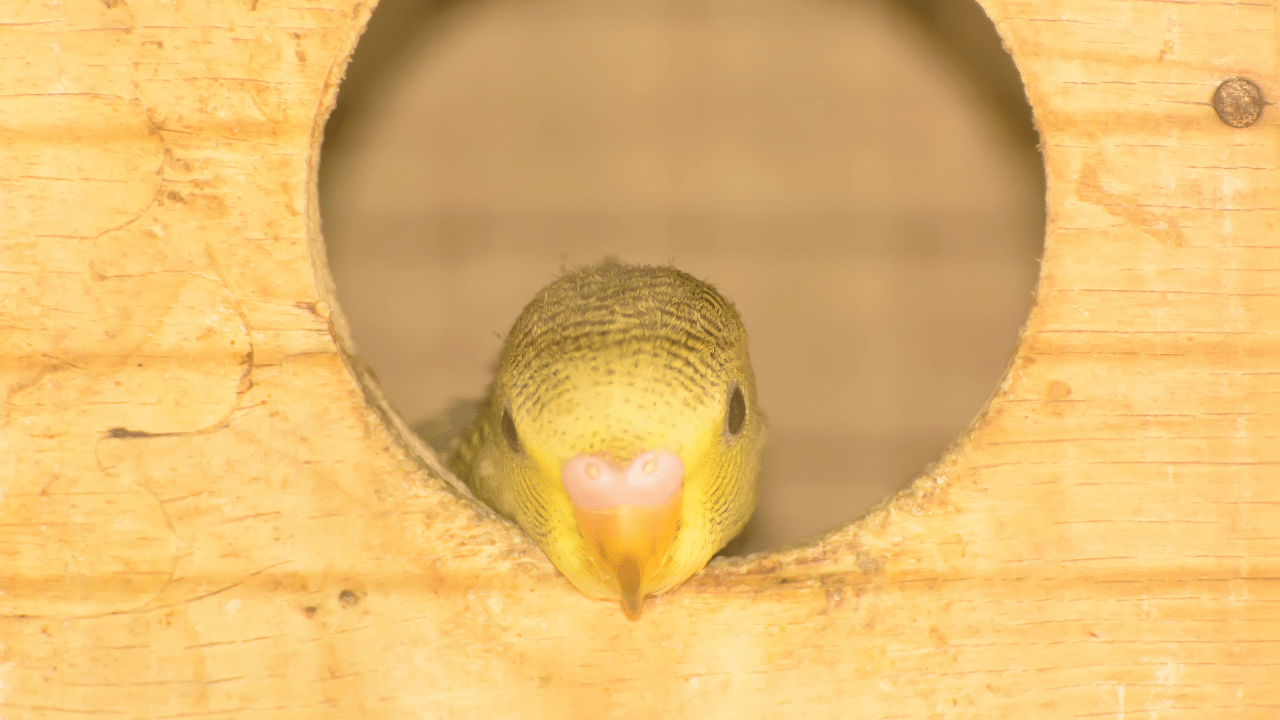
top-left (561, 451), bottom-right (685, 619)
top-left (572, 493), bottom-right (682, 619)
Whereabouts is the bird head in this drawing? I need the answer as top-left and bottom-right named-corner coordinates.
top-left (475, 263), bottom-right (765, 618)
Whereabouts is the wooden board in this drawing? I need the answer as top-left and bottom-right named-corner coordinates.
top-left (0, 0), bottom-right (1276, 717)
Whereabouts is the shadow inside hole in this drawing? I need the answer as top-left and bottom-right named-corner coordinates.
top-left (321, 0), bottom-right (1044, 555)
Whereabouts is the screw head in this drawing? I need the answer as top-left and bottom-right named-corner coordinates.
top-left (1213, 78), bottom-right (1266, 128)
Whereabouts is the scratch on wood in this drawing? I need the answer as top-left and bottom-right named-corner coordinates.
top-left (1075, 164), bottom-right (1187, 247)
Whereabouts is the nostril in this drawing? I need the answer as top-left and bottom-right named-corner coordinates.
top-left (624, 452), bottom-right (682, 492)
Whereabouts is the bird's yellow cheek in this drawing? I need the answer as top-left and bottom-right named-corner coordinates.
top-left (650, 442), bottom-right (753, 594)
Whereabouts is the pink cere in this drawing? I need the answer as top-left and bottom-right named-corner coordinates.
top-left (561, 450), bottom-right (685, 510)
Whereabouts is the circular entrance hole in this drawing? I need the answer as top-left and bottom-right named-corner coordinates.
top-left (321, 0), bottom-right (1043, 554)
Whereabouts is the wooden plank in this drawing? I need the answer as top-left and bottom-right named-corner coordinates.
top-left (0, 0), bottom-right (1276, 716)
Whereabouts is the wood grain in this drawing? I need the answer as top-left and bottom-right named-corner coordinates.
top-left (1, 0), bottom-right (1276, 717)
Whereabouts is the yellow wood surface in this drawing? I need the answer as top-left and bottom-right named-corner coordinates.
top-left (1, 0), bottom-right (1276, 717)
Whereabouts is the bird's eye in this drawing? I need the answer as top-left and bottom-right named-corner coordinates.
top-left (501, 405), bottom-right (521, 454)
top-left (726, 384), bottom-right (746, 436)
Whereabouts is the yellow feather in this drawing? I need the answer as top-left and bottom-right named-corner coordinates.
top-left (450, 260), bottom-right (766, 611)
